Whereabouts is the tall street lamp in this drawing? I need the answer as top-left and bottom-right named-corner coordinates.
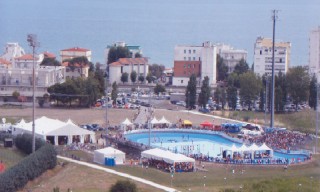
top-left (27, 34), bottom-right (39, 153)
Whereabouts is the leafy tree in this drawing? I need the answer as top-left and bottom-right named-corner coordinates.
top-left (275, 71), bottom-right (287, 112)
top-left (130, 71), bottom-right (137, 83)
top-left (138, 75), bottom-right (145, 83)
top-left (214, 87), bottom-right (226, 109)
top-left (94, 64), bottom-right (106, 95)
top-left (198, 76), bottom-right (211, 108)
top-left (309, 74), bottom-right (317, 110)
top-left (111, 81), bottom-right (118, 105)
top-left (146, 73), bottom-right (153, 83)
top-left (40, 58), bottom-right (61, 67)
top-left (227, 86), bottom-right (237, 110)
top-left (216, 54), bottom-right (228, 81)
top-left (259, 88), bottom-right (265, 111)
top-left (154, 84), bottom-right (166, 94)
top-left (134, 52), bottom-right (142, 58)
top-left (69, 56), bottom-right (89, 77)
top-left (239, 72), bottom-right (261, 109)
top-left (149, 64), bottom-right (165, 79)
top-left (185, 74), bottom-right (197, 109)
top-left (286, 66), bottom-right (310, 110)
top-left (227, 72), bottom-right (240, 88)
top-left (109, 180), bottom-right (137, 192)
top-left (12, 90), bottom-right (20, 98)
top-left (234, 58), bottom-right (249, 75)
top-left (121, 72), bottom-right (129, 84)
top-left (107, 46), bottom-right (130, 64)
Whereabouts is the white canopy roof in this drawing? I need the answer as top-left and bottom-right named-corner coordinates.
top-left (95, 147), bottom-right (125, 155)
top-left (158, 116), bottom-right (171, 124)
top-left (121, 118), bottom-right (133, 126)
top-left (150, 117), bottom-right (159, 124)
top-left (239, 144), bottom-right (249, 151)
top-left (259, 143), bottom-right (272, 151)
top-left (14, 116), bottom-right (71, 135)
top-left (248, 143), bottom-right (260, 151)
top-left (46, 124), bottom-right (94, 136)
top-left (230, 144), bottom-right (239, 152)
top-left (141, 148), bottom-right (195, 164)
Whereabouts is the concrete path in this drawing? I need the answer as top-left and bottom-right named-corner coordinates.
top-left (58, 156), bottom-right (177, 192)
top-left (134, 106), bottom-right (152, 124)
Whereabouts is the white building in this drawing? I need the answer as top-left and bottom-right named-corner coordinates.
top-left (104, 41), bottom-right (142, 68)
top-left (1, 43), bottom-right (25, 63)
top-left (109, 57), bottom-right (148, 84)
top-left (253, 37), bottom-right (291, 77)
top-left (0, 43), bottom-right (65, 98)
top-left (309, 26), bottom-right (320, 80)
top-left (216, 43), bottom-right (247, 73)
top-left (172, 41), bottom-right (217, 87)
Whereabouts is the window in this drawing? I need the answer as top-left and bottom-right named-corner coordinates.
top-left (184, 57), bottom-right (186, 61)
top-left (181, 80), bottom-right (183, 83)
top-left (188, 57), bottom-right (191, 61)
top-left (184, 64), bottom-right (186, 68)
top-left (199, 57), bottom-right (201, 61)
top-left (188, 64), bottom-right (191, 68)
top-left (189, 50), bottom-right (191, 54)
top-left (193, 57), bottom-right (195, 61)
top-left (193, 64), bottom-right (195, 68)
top-left (184, 50), bottom-right (186, 54)
top-left (193, 50), bottom-right (196, 54)
top-left (260, 50), bottom-right (262, 55)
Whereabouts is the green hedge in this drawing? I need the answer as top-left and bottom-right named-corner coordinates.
top-left (0, 143), bottom-right (57, 192)
top-left (15, 133), bottom-right (45, 154)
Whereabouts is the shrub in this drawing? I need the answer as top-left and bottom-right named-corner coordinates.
top-left (0, 143), bottom-right (57, 192)
top-left (109, 180), bottom-right (138, 192)
top-left (15, 133), bottom-right (45, 154)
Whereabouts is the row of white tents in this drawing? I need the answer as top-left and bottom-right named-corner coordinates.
top-left (12, 116), bottom-right (96, 145)
top-left (121, 116), bottom-right (171, 130)
top-left (224, 143), bottom-right (273, 159)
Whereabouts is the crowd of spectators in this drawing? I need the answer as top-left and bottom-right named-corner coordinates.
top-left (141, 159), bottom-right (194, 172)
top-left (245, 130), bottom-right (307, 151)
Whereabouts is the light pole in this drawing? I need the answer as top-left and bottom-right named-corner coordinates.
top-left (310, 176), bottom-right (313, 191)
top-left (203, 175), bottom-right (206, 191)
top-left (105, 74), bottom-right (108, 146)
top-left (224, 177), bottom-right (227, 192)
top-left (27, 34), bottom-right (39, 153)
top-left (270, 10), bottom-right (278, 129)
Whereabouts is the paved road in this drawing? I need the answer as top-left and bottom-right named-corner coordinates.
top-left (58, 156), bottom-right (177, 192)
top-left (134, 106), bottom-right (153, 125)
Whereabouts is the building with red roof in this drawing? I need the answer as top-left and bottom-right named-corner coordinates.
top-left (109, 57), bottom-right (148, 84)
top-left (60, 47), bottom-right (92, 62)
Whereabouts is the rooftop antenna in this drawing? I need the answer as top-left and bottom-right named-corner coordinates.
top-left (27, 34), bottom-right (39, 153)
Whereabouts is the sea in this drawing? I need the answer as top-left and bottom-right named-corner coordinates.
top-left (1, 0), bottom-right (319, 67)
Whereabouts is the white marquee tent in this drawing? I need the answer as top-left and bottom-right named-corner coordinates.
top-left (141, 148), bottom-right (195, 165)
top-left (158, 116), bottom-right (171, 124)
top-left (12, 116), bottom-right (96, 145)
top-left (94, 147), bottom-right (126, 165)
top-left (150, 117), bottom-right (159, 124)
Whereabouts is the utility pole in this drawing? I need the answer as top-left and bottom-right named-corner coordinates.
top-left (270, 10), bottom-right (278, 128)
top-left (27, 34), bottom-right (39, 153)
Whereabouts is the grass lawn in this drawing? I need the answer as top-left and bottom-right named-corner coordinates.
top-left (0, 146), bottom-right (26, 169)
top-left (218, 109), bottom-right (317, 134)
top-left (110, 155), bottom-right (320, 192)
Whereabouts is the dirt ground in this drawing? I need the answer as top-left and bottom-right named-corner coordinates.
top-left (0, 107), bottom-right (137, 127)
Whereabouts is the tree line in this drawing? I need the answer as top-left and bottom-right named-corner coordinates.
top-left (187, 55), bottom-right (316, 112)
